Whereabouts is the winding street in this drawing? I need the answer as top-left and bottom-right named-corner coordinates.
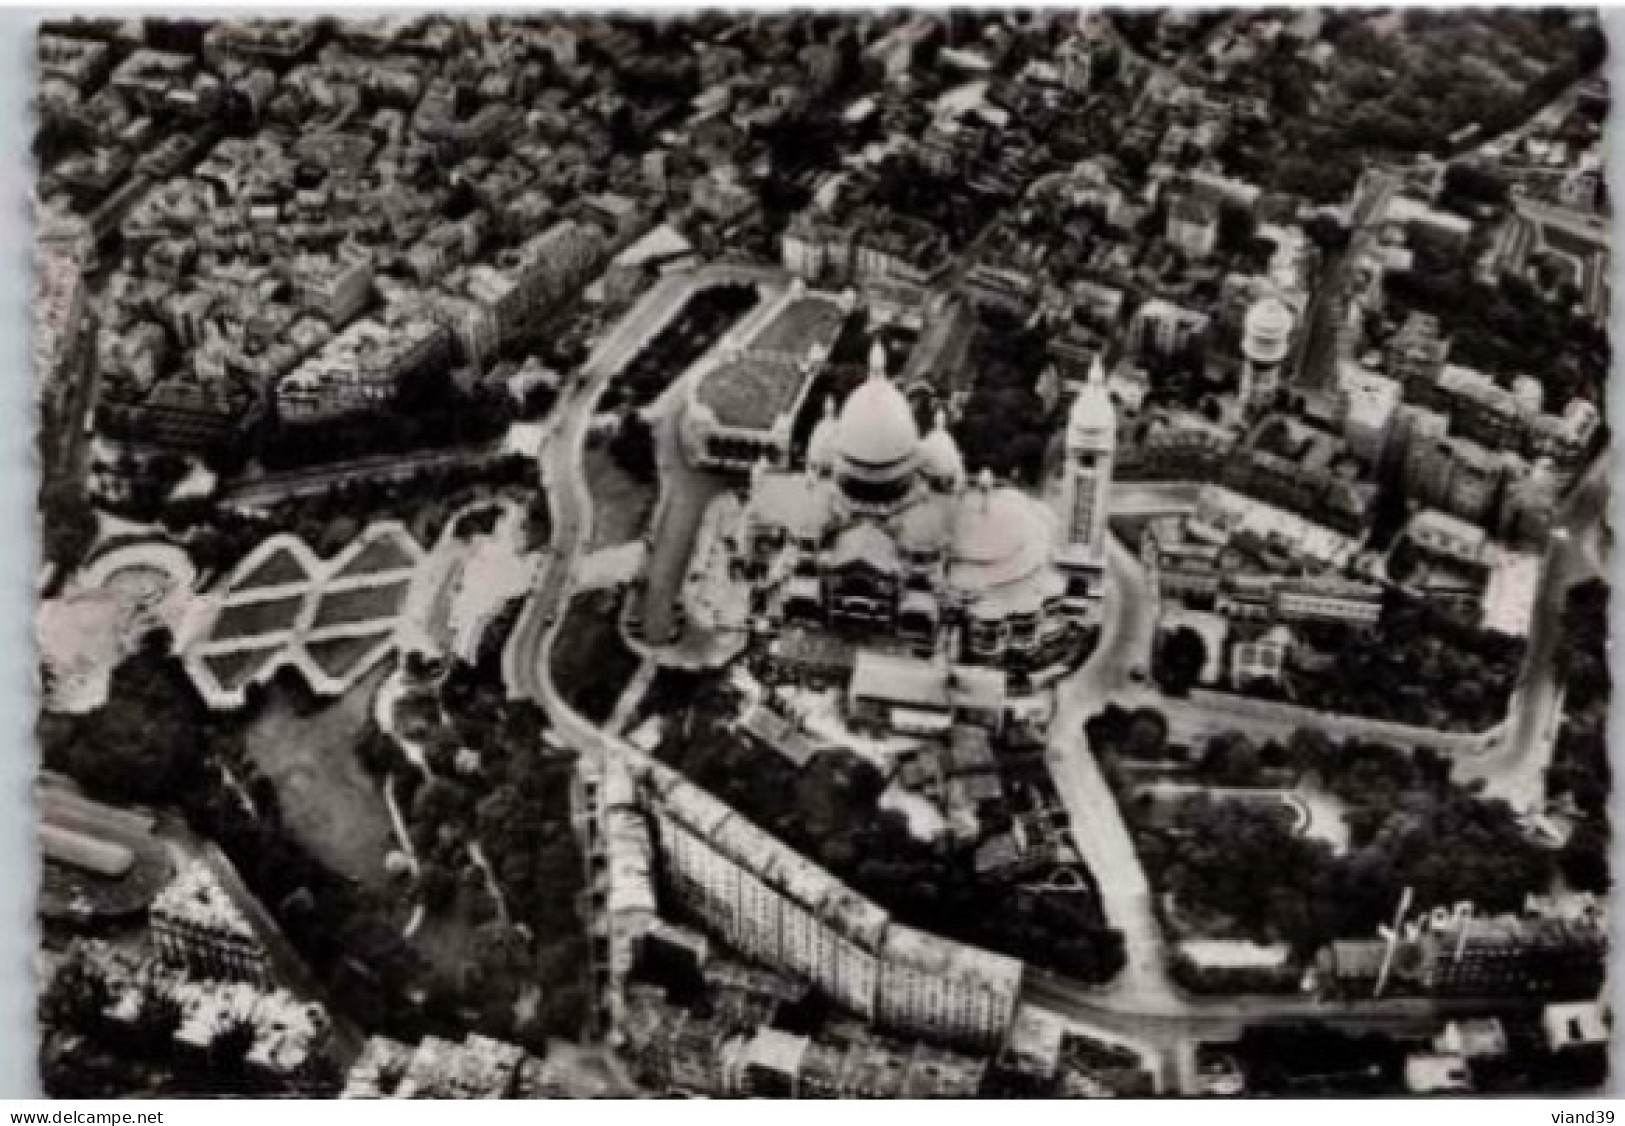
top-left (1045, 535), bottom-right (1168, 1008)
top-left (504, 270), bottom-right (702, 716)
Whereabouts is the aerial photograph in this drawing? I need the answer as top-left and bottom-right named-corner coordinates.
top-left (31, 9), bottom-right (1612, 1098)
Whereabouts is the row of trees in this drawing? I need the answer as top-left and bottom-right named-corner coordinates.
top-left (613, 283), bottom-right (760, 410)
top-left (260, 375), bottom-right (516, 473)
top-left (1546, 578), bottom-right (1610, 894)
top-left (1264, 598), bottom-right (1524, 732)
top-left (1092, 704), bottom-right (1462, 807)
top-left (161, 453), bottom-right (544, 581)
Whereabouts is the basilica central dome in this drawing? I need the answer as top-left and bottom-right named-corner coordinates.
top-left (835, 348), bottom-right (919, 474)
top-left (831, 340), bottom-right (922, 514)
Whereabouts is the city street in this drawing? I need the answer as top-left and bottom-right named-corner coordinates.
top-left (1044, 534), bottom-right (1169, 1007)
top-left (1456, 451), bottom-right (1612, 805)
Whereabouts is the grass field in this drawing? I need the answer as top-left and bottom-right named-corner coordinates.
top-left (201, 644), bottom-right (283, 691)
top-left (309, 581), bottom-right (411, 630)
top-left (338, 535), bottom-right (417, 579)
top-left (232, 546), bottom-right (310, 592)
top-left (212, 595), bottom-right (306, 640)
top-left (305, 630), bottom-right (393, 680)
top-left (584, 445), bottom-right (656, 550)
top-left (550, 589), bottom-right (641, 724)
top-left (242, 664), bottom-right (397, 889)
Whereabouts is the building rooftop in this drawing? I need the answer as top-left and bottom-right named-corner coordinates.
top-left (1542, 1000), bottom-right (1612, 1051)
top-left (740, 1027), bottom-right (810, 1078)
top-left (66, 939), bottom-right (327, 1078)
top-left (151, 860), bottom-right (261, 943)
top-left (1179, 939), bottom-right (1293, 970)
top-left (642, 760), bottom-right (891, 950)
top-left (881, 922), bottom-right (1024, 995)
top-left (1481, 550), bottom-right (1542, 638)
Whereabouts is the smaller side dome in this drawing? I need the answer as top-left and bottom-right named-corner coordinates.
top-left (806, 395), bottom-right (838, 476)
top-left (918, 408), bottom-right (965, 492)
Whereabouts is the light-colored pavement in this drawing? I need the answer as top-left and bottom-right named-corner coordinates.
top-left (1045, 535), bottom-right (1170, 1007)
top-left (636, 406), bottom-right (727, 650)
top-left (1455, 451), bottom-right (1610, 805)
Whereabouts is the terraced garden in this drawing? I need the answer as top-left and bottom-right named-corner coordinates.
top-left (305, 630), bottom-right (394, 680)
top-left (201, 645), bottom-right (282, 693)
top-left (310, 581), bottom-right (412, 630)
top-left (184, 525), bottom-right (424, 706)
top-left (338, 535), bottom-right (417, 579)
top-left (233, 546), bottom-right (311, 591)
top-left (211, 595), bottom-right (306, 639)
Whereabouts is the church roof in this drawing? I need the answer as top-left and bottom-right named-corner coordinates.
top-left (750, 471), bottom-right (833, 539)
top-left (806, 396), bottom-right (838, 470)
top-left (947, 484), bottom-right (1057, 597)
top-left (917, 409), bottom-right (965, 486)
top-left (836, 359), bottom-right (919, 472)
top-left (1066, 358), bottom-right (1116, 448)
top-left (895, 495), bottom-right (954, 553)
top-left (829, 522), bottom-right (903, 573)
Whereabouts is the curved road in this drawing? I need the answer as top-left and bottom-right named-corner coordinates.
top-left (1457, 451), bottom-right (1611, 804)
top-left (1045, 536), bottom-right (1168, 1007)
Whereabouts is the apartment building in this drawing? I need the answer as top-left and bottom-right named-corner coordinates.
top-left (637, 759), bottom-right (1022, 1048)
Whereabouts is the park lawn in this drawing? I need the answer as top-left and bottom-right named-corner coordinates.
top-left (306, 629), bottom-right (394, 680)
top-left (231, 545), bottom-right (310, 592)
top-left (337, 534), bottom-right (417, 579)
top-left (200, 644), bottom-right (283, 692)
top-left (242, 664), bottom-right (398, 890)
top-left (211, 595), bottom-right (306, 640)
top-left (583, 445), bottom-right (655, 550)
top-left (310, 580), bottom-right (411, 629)
top-left (551, 590), bottom-right (640, 724)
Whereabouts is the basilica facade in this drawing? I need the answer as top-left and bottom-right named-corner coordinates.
top-left (730, 341), bottom-right (1115, 726)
